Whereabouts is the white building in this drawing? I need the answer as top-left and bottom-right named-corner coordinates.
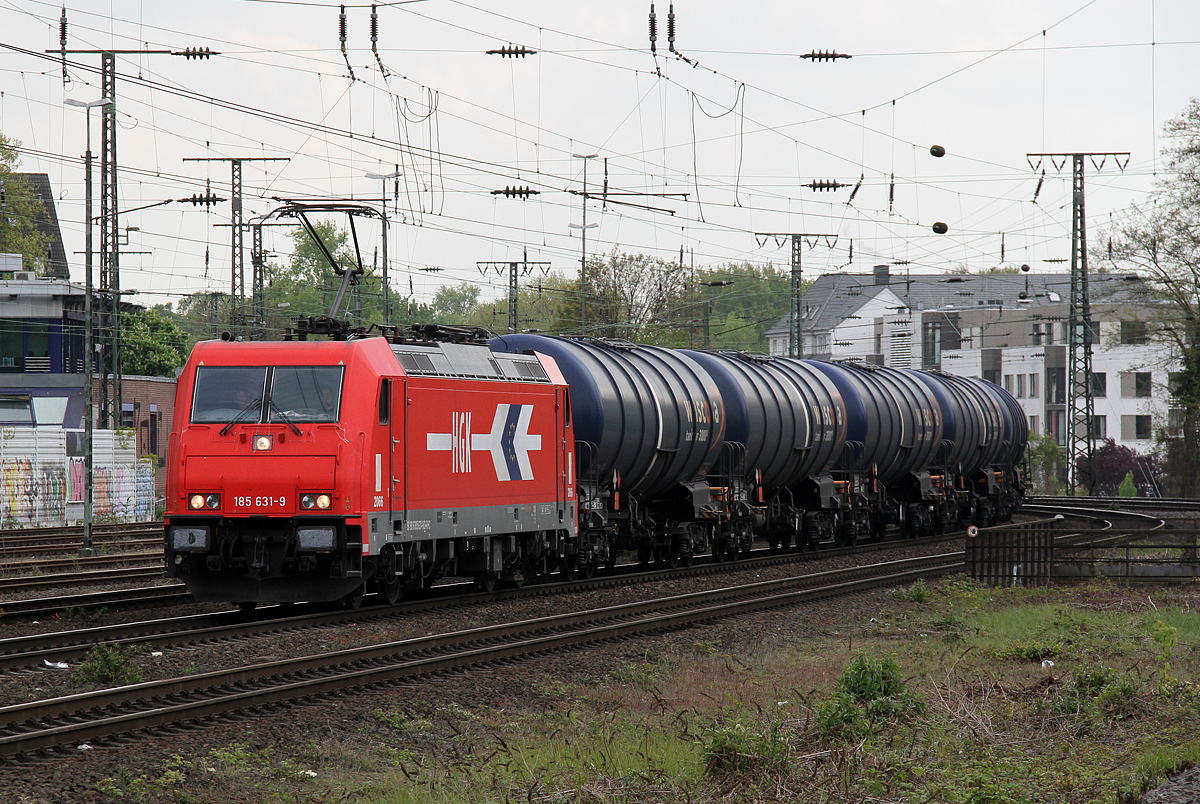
top-left (767, 267), bottom-right (1180, 455)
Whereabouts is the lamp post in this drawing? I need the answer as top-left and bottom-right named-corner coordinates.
top-left (365, 169), bottom-right (400, 327)
top-left (568, 153), bottom-right (598, 336)
top-left (65, 96), bottom-right (111, 557)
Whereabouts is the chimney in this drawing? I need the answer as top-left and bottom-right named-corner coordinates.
top-left (873, 264), bottom-right (890, 286)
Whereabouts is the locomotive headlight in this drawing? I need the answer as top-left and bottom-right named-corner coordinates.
top-left (300, 493), bottom-right (333, 510)
top-left (252, 434), bottom-right (273, 452)
top-left (188, 493), bottom-right (221, 510)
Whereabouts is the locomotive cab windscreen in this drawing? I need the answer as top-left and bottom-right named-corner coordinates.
top-left (191, 365), bottom-right (345, 424)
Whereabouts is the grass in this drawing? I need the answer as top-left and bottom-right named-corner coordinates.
top-left (84, 575), bottom-right (1200, 803)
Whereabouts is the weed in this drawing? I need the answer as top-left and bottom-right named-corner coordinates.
top-left (702, 716), bottom-right (790, 779)
top-left (1000, 637), bottom-right (1063, 662)
top-left (1097, 675), bottom-right (1141, 720)
top-left (891, 579), bottom-right (932, 603)
top-left (372, 709), bottom-right (432, 733)
top-left (836, 653), bottom-right (908, 703)
top-left (76, 642), bottom-right (143, 686)
top-left (815, 692), bottom-right (873, 743)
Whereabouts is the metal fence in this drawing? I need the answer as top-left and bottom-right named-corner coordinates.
top-left (965, 516), bottom-right (1061, 587)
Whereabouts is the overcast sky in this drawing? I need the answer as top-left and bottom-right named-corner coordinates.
top-left (1, 0), bottom-right (1197, 311)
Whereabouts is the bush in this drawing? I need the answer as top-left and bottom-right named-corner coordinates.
top-left (77, 642), bottom-right (143, 686)
top-left (816, 654), bottom-right (924, 744)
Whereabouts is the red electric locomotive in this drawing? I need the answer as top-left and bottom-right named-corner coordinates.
top-left (164, 329), bottom-right (578, 608)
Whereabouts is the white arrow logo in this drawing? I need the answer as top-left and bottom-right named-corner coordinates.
top-left (427, 404), bottom-right (542, 481)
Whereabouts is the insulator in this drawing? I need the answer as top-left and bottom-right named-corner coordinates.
top-left (339, 5), bottom-right (347, 43)
top-left (59, 6), bottom-right (67, 48)
top-left (649, 4), bottom-right (657, 53)
top-left (889, 174), bottom-right (895, 211)
top-left (370, 4), bottom-right (378, 45)
top-left (667, 3), bottom-right (675, 51)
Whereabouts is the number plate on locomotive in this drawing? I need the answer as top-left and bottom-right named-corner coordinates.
top-left (232, 495), bottom-right (288, 508)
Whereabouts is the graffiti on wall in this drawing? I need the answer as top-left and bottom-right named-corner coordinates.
top-left (2, 437), bottom-right (152, 527)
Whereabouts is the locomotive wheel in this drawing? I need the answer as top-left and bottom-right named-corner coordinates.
top-left (237, 601), bottom-right (257, 613)
top-left (581, 561), bottom-right (595, 579)
top-left (381, 575), bottom-right (403, 605)
top-left (559, 559), bottom-right (578, 581)
top-left (680, 550), bottom-right (694, 568)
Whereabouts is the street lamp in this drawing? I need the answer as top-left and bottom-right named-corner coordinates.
top-left (65, 96), bottom-right (111, 557)
top-left (569, 153), bottom-right (598, 336)
top-left (365, 169), bottom-right (400, 326)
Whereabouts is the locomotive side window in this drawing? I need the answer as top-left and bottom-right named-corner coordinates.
top-left (191, 367), bottom-right (267, 423)
top-left (268, 366), bottom-right (345, 423)
top-left (378, 379), bottom-right (390, 425)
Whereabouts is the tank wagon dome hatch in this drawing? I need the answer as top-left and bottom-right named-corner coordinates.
top-left (489, 334), bottom-right (724, 497)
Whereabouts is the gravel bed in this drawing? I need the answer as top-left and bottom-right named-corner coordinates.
top-left (0, 539), bottom-right (956, 800)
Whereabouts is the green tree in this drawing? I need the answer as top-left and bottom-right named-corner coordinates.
top-left (1107, 98), bottom-right (1200, 495)
top-left (429, 282), bottom-right (481, 323)
top-left (0, 134), bottom-right (50, 273)
top-left (1027, 432), bottom-right (1065, 495)
top-left (122, 306), bottom-right (189, 376)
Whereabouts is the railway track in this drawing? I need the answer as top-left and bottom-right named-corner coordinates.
top-left (0, 552), bottom-right (960, 763)
top-left (0, 566), bottom-right (165, 595)
top-left (1026, 496), bottom-right (1200, 513)
top-left (0, 533), bottom-right (967, 669)
top-left (0, 585), bottom-right (191, 619)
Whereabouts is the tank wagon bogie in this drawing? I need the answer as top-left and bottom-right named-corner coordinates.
top-left (166, 327), bottom-right (1026, 607)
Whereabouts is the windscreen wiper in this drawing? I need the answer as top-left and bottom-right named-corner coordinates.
top-left (269, 400), bottom-right (304, 435)
top-left (219, 397), bottom-right (263, 436)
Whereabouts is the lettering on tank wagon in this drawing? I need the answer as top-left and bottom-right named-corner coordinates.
top-left (682, 399), bottom-right (714, 442)
top-left (426, 404), bottom-right (543, 481)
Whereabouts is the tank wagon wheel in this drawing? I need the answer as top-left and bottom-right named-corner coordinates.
top-left (237, 601), bottom-right (257, 613)
top-left (581, 560), bottom-right (596, 580)
top-left (558, 558), bottom-right (578, 582)
top-left (473, 573), bottom-right (498, 593)
top-left (341, 583), bottom-right (365, 611)
top-left (637, 544), bottom-right (653, 565)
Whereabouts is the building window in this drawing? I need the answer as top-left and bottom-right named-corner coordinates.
top-left (120, 403), bottom-right (135, 429)
top-left (1028, 373), bottom-right (1039, 398)
top-left (1016, 374), bottom-right (1026, 398)
top-left (922, 321), bottom-right (942, 368)
top-left (1091, 372), bottom-right (1107, 398)
top-left (1047, 367), bottom-right (1066, 404)
top-left (1135, 372), bottom-right (1152, 398)
top-left (1004, 374), bottom-right (1013, 394)
top-left (1044, 323), bottom-right (1055, 345)
top-left (1122, 414), bottom-right (1152, 440)
top-left (1169, 372), bottom-right (1185, 396)
top-left (1120, 320), bottom-right (1149, 345)
top-left (1029, 414), bottom-right (1039, 435)
top-left (1089, 415), bottom-right (1107, 440)
top-left (1032, 323), bottom-right (1043, 345)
